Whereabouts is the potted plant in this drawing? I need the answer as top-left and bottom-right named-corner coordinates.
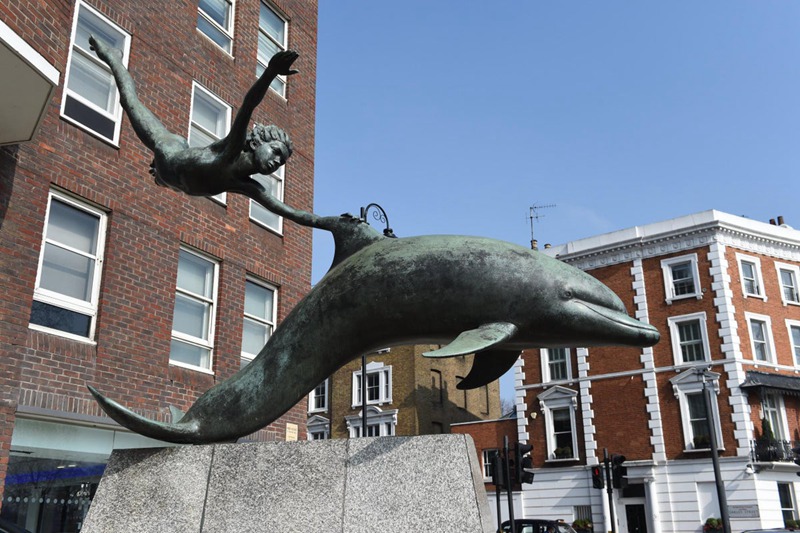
top-left (572, 518), bottom-right (593, 532)
top-left (693, 434), bottom-right (710, 449)
top-left (756, 417), bottom-right (779, 461)
top-left (703, 517), bottom-right (723, 531)
top-left (554, 447), bottom-right (573, 459)
top-left (785, 518), bottom-right (800, 530)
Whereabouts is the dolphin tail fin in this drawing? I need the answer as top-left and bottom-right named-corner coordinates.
top-left (456, 350), bottom-right (521, 390)
top-left (422, 322), bottom-right (518, 358)
top-left (87, 386), bottom-right (199, 444)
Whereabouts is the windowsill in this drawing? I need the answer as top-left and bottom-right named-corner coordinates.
top-left (683, 447), bottom-right (725, 453)
top-left (29, 324), bottom-right (97, 345)
top-left (307, 408), bottom-right (328, 415)
top-left (169, 360), bottom-right (215, 375)
top-left (545, 457), bottom-right (579, 463)
top-left (250, 216), bottom-right (284, 237)
top-left (665, 293), bottom-right (703, 305)
top-left (743, 293), bottom-right (767, 301)
top-left (783, 300), bottom-right (800, 307)
top-left (196, 28), bottom-right (234, 59)
top-left (352, 400), bottom-right (392, 409)
top-left (60, 114), bottom-right (120, 148)
top-left (209, 196), bottom-right (227, 207)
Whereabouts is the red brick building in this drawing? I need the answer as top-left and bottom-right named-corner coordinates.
top-left (512, 210), bottom-right (800, 532)
top-left (0, 1), bottom-right (316, 530)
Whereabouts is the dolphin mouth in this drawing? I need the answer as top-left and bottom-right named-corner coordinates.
top-left (575, 299), bottom-right (660, 346)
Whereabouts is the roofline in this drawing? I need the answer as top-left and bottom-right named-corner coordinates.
top-left (543, 209), bottom-right (800, 261)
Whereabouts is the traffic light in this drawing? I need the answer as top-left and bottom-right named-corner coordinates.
top-left (515, 444), bottom-right (533, 484)
top-left (591, 465), bottom-right (604, 489)
top-left (520, 455), bottom-right (535, 484)
top-left (611, 454), bottom-right (627, 489)
top-left (491, 453), bottom-right (506, 488)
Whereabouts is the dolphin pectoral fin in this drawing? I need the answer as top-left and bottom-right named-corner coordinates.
top-left (87, 385), bottom-right (200, 444)
top-left (423, 322), bottom-right (518, 358)
top-left (168, 404), bottom-right (185, 423)
top-left (456, 350), bottom-right (521, 390)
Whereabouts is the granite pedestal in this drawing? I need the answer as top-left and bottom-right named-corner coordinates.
top-left (81, 434), bottom-right (494, 532)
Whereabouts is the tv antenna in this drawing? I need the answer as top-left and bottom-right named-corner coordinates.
top-left (528, 203), bottom-right (556, 250)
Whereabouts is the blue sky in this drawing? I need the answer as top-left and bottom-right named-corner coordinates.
top-left (311, 2), bottom-right (800, 402)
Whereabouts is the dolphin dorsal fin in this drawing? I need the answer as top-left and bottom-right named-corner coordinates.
top-left (422, 322), bottom-right (518, 358)
top-left (456, 349), bottom-right (521, 390)
top-left (168, 404), bottom-right (185, 423)
top-left (328, 215), bottom-right (386, 271)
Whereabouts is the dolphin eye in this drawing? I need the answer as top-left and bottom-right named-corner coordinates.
top-left (563, 290), bottom-right (573, 300)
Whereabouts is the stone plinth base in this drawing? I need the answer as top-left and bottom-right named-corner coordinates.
top-left (81, 434), bottom-right (493, 532)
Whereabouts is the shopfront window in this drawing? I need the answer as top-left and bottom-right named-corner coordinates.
top-left (0, 418), bottom-right (170, 532)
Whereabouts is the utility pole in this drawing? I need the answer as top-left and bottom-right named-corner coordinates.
top-left (603, 448), bottom-right (616, 533)
top-left (698, 368), bottom-right (731, 533)
top-left (528, 204), bottom-right (555, 250)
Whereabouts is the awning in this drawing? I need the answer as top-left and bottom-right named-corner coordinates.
top-left (0, 19), bottom-right (60, 145)
top-left (740, 371), bottom-right (800, 397)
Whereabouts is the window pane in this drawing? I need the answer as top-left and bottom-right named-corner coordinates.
top-left (242, 317), bottom-right (269, 355)
top-left (553, 408), bottom-right (571, 432)
top-left (191, 92), bottom-right (226, 137)
top-left (47, 200), bottom-right (99, 254)
top-left (68, 51), bottom-right (115, 113)
top-left (257, 31), bottom-right (281, 66)
top-left (40, 244), bottom-right (95, 301)
top-left (63, 96), bottom-right (115, 139)
top-left (75, 6), bottom-right (125, 54)
top-left (177, 251), bottom-right (213, 298)
top-left (197, 15), bottom-right (231, 51)
top-left (170, 339), bottom-right (210, 368)
top-left (199, 0), bottom-right (230, 27)
top-left (172, 294), bottom-right (210, 339)
top-left (367, 372), bottom-right (380, 401)
top-left (259, 4), bottom-right (285, 43)
top-left (244, 281), bottom-right (273, 321)
top-left (30, 301), bottom-right (91, 337)
top-left (671, 262), bottom-right (695, 295)
top-left (781, 270), bottom-right (799, 302)
top-left (250, 173), bottom-right (282, 229)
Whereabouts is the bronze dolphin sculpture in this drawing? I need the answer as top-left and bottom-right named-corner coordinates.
top-left (89, 220), bottom-right (659, 444)
top-left (86, 45), bottom-right (659, 444)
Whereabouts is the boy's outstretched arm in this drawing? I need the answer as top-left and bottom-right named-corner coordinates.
top-left (90, 35), bottom-right (178, 152)
top-left (221, 50), bottom-right (299, 160)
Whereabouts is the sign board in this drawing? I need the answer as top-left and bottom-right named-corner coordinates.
top-left (728, 505), bottom-right (760, 518)
top-left (285, 423), bottom-right (298, 442)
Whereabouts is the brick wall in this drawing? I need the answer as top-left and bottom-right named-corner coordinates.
top-left (0, 0), bottom-right (318, 502)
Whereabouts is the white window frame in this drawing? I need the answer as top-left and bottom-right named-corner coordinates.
top-left (667, 312), bottom-right (711, 366)
top-left (540, 348), bottom-right (572, 382)
top-left (30, 190), bottom-right (108, 342)
top-left (306, 414), bottom-right (329, 440)
top-left (345, 406), bottom-right (397, 438)
top-left (669, 369), bottom-right (723, 452)
top-left (538, 386), bottom-right (578, 462)
top-left (482, 449), bottom-right (499, 481)
top-left (736, 253), bottom-right (766, 300)
top-left (61, 1), bottom-right (131, 145)
top-left (249, 165), bottom-right (284, 234)
top-left (352, 361), bottom-right (392, 407)
top-left (787, 320), bottom-right (800, 368)
top-left (762, 392), bottom-right (789, 441)
top-left (240, 277), bottom-right (277, 366)
top-left (169, 247), bottom-right (219, 373)
top-left (197, 0), bottom-right (235, 54)
top-left (188, 82), bottom-right (231, 204)
top-left (661, 254), bottom-right (702, 303)
top-left (778, 483), bottom-right (798, 524)
top-left (257, 2), bottom-right (289, 97)
top-left (745, 312), bottom-right (777, 364)
top-left (776, 262), bottom-right (800, 306)
top-left (308, 379), bottom-right (329, 413)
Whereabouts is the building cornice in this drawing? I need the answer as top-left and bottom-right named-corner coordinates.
top-left (545, 211), bottom-right (800, 269)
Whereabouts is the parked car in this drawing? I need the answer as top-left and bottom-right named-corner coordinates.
top-left (499, 519), bottom-right (578, 533)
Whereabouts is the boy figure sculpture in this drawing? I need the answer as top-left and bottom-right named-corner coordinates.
top-left (90, 36), bottom-right (297, 201)
top-left (91, 36), bottom-right (384, 255)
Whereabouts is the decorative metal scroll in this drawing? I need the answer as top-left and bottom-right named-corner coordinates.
top-left (360, 203), bottom-right (396, 238)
